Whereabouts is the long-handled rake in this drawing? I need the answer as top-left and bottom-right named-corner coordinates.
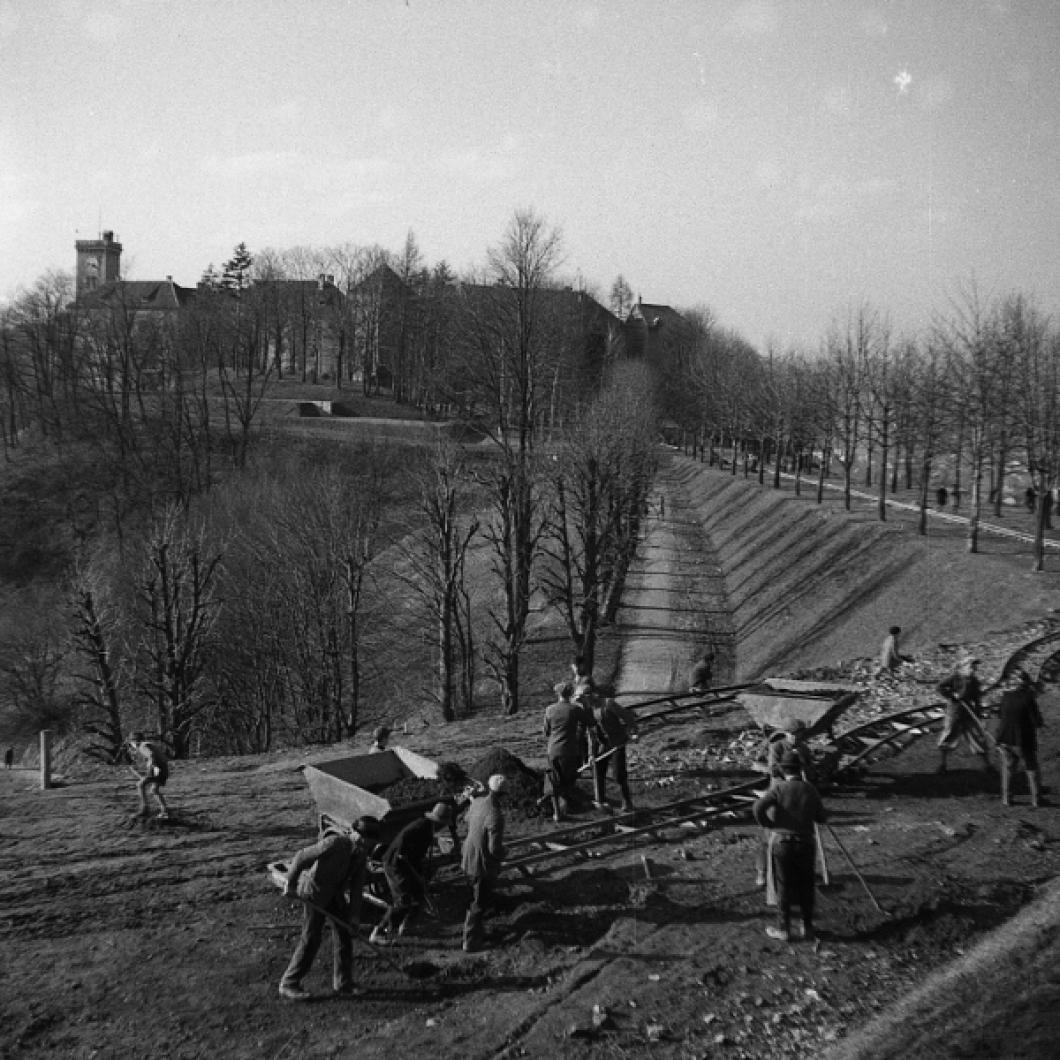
top-left (824, 824), bottom-right (889, 916)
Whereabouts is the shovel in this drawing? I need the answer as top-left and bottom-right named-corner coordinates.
top-left (825, 824), bottom-right (888, 916)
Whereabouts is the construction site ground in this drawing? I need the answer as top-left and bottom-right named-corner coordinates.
top-left (3, 451), bottom-right (1060, 1059)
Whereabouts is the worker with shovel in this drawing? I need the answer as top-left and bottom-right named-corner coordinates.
top-left (753, 750), bottom-right (827, 943)
top-left (370, 802), bottom-right (452, 945)
top-left (279, 815), bottom-right (379, 1002)
top-left (936, 656), bottom-right (993, 774)
top-left (128, 732), bottom-right (170, 820)
top-left (585, 682), bottom-right (638, 813)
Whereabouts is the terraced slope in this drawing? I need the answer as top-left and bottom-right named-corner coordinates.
top-left (667, 453), bottom-right (1060, 681)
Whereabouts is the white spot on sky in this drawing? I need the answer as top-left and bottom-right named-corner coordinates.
top-left (894, 69), bottom-right (912, 95)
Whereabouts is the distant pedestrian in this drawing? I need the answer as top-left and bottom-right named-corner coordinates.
top-left (369, 725), bottom-right (391, 753)
top-left (689, 648), bottom-right (715, 693)
top-left (461, 774), bottom-right (507, 952)
top-left (370, 802), bottom-right (451, 944)
top-left (996, 671), bottom-right (1046, 808)
top-left (4, 747), bottom-right (12, 769)
top-left (936, 657), bottom-right (991, 774)
top-left (587, 684), bottom-right (638, 813)
top-left (753, 750), bottom-right (827, 942)
top-left (936, 486), bottom-right (948, 508)
top-left (278, 815), bottom-right (378, 1002)
top-left (128, 732), bottom-right (170, 819)
top-left (544, 682), bottom-right (589, 823)
top-left (1025, 487), bottom-right (1037, 513)
top-left (877, 625), bottom-right (910, 675)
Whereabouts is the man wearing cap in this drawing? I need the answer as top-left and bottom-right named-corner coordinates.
top-left (936, 657), bottom-right (991, 774)
top-left (279, 815), bottom-right (379, 1001)
top-left (753, 751), bottom-right (827, 943)
top-left (461, 774), bottom-right (507, 952)
top-left (369, 725), bottom-right (391, 753)
top-left (995, 670), bottom-right (1046, 807)
top-left (544, 681), bottom-right (590, 822)
top-left (370, 802), bottom-right (451, 944)
top-left (755, 720), bottom-right (815, 889)
top-left (128, 731), bottom-right (170, 819)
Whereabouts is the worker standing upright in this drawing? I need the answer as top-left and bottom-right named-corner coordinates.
top-left (753, 751), bottom-right (827, 943)
top-left (461, 774), bottom-right (507, 952)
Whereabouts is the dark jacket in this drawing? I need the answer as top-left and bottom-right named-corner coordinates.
top-left (461, 793), bottom-right (506, 882)
top-left (753, 777), bottom-right (827, 838)
top-left (995, 686), bottom-right (1043, 750)
top-left (544, 699), bottom-right (587, 760)
top-left (287, 829), bottom-right (368, 910)
top-left (591, 698), bottom-right (637, 751)
top-left (382, 817), bottom-right (436, 876)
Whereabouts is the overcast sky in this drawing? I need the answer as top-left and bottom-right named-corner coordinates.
top-left (2, 0), bottom-right (1058, 349)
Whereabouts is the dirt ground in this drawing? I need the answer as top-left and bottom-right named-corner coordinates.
top-left (3, 451), bottom-right (1060, 1059)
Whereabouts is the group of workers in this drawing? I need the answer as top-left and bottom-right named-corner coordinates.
top-left (120, 623), bottom-right (1047, 995)
top-left (543, 660), bottom-right (639, 823)
top-left (278, 772), bottom-right (508, 1001)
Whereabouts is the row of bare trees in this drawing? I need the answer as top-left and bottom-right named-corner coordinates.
top-left (660, 287), bottom-right (1060, 571)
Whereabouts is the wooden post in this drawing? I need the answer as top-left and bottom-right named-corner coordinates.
top-left (39, 729), bottom-right (51, 790)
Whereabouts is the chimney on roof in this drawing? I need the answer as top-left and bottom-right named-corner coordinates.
top-left (166, 275), bottom-right (172, 282)
top-left (103, 230), bottom-right (114, 243)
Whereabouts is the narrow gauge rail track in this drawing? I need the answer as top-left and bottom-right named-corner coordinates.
top-left (499, 780), bottom-right (762, 878)
top-left (488, 626), bottom-right (1060, 877)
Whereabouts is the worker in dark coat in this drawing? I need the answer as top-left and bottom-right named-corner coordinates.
top-left (279, 815), bottom-right (378, 1001)
top-left (754, 720), bottom-right (815, 890)
top-left (586, 684), bottom-right (638, 812)
top-left (753, 750), bottom-right (827, 942)
top-left (370, 802), bottom-right (451, 944)
top-left (461, 774), bottom-right (507, 952)
top-left (544, 682), bottom-right (589, 822)
top-left (996, 671), bottom-right (1046, 807)
top-left (936, 657), bottom-right (991, 773)
top-left (128, 731), bottom-right (170, 819)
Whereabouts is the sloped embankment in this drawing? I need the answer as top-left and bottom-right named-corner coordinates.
top-left (669, 455), bottom-right (1060, 681)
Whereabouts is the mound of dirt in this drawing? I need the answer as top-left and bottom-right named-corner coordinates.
top-left (467, 746), bottom-right (545, 819)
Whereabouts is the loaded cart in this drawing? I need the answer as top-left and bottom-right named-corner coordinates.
top-left (738, 678), bottom-right (859, 782)
top-left (301, 746), bottom-right (444, 844)
top-left (267, 746), bottom-right (448, 914)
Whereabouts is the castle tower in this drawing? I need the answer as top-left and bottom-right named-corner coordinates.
top-left (75, 230), bottom-right (122, 301)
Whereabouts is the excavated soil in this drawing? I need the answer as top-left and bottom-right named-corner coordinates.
top-left (3, 451), bottom-right (1060, 1059)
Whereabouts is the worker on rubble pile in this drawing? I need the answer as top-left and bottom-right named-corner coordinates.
top-left (936, 656), bottom-right (992, 774)
top-left (754, 720), bottom-right (814, 889)
top-left (586, 681), bottom-right (638, 813)
top-left (544, 681), bottom-right (590, 823)
top-left (279, 815), bottom-right (379, 1002)
top-left (753, 750), bottom-right (827, 943)
top-left (877, 625), bottom-right (911, 675)
top-left (128, 731), bottom-right (170, 820)
top-left (462, 773), bottom-right (507, 952)
top-left (370, 802), bottom-right (452, 945)
top-left (995, 670), bottom-right (1046, 808)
